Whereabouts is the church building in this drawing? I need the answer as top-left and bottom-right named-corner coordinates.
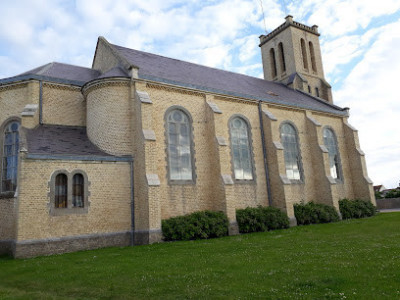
top-left (0, 16), bottom-right (374, 258)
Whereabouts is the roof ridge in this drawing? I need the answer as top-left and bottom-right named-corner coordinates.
top-left (111, 43), bottom-right (271, 83)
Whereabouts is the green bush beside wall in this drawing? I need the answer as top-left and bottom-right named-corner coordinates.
top-left (294, 202), bottom-right (340, 225)
top-left (162, 210), bottom-right (229, 241)
top-left (236, 206), bottom-right (289, 233)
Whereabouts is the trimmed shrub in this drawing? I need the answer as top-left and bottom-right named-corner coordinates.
top-left (339, 199), bottom-right (376, 219)
top-left (162, 210), bottom-right (229, 241)
top-left (294, 202), bottom-right (340, 225)
top-left (236, 206), bottom-right (289, 233)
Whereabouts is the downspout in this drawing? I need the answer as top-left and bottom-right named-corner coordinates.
top-left (258, 101), bottom-right (273, 206)
top-left (39, 80), bottom-right (43, 125)
top-left (130, 159), bottom-right (135, 246)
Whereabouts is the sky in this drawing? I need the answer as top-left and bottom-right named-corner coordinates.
top-left (0, 0), bottom-right (399, 189)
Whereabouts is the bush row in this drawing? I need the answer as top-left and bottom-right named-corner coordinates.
top-left (236, 206), bottom-right (289, 233)
top-left (339, 198), bottom-right (376, 219)
top-left (294, 202), bottom-right (340, 225)
top-left (161, 199), bottom-right (377, 241)
top-left (161, 210), bottom-right (229, 241)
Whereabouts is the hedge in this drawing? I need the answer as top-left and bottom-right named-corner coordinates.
top-left (339, 199), bottom-right (376, 219)
top-left (236, 206), bottom-right (289, 233)
top-left (162, 210), bottom-right (229, 241)
top-left (294, 202), bottom-right (340, 225)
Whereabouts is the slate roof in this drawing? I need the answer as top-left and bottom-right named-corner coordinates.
top-left (26, 125), bottom-right (112, 157)
top-left (0, 62), bottom-right (100, 86)
top-left (111, 43), bottom-right (347, 115)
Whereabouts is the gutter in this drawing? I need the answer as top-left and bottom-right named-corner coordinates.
top-left (130, 160), bottom-right (135, 246)
top-left (258, 101), bottom-right (273, 206)
top-left (39, 81), bottom-right (43, 124)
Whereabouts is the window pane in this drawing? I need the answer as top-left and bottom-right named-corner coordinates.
top-left (167, 109), bottom-right (193, 181)
top-left (281, 123), bottom-right (302, 180)
top-left (323, 128), bottom-right (340, 179)
top-left (230, 117), bottom-right (253, 180)
top-left (2, 121), bottom-right (20, 192)
top-left (55, 174), bottom-right (67, 208)
top-left (73, 174), bottom-right (84, 207)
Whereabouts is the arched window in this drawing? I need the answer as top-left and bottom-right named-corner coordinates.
top-left (230, 117), bottom-right (253, 180)
top-left (166, 109), bottom-right (193, 181)
top-left (55, 173), bottom-right (68, 208)
top-left (309, 41), bottom-right (317, 72)
top-left (280, 123), bottom-right (303, 181)
top-left (278, 42), bottom-right (286, 73)
top-left (72, 174), bottom-right (84, 207)
top-left (269, 48), bottom-right (277, 78)
top-left (323, 128), bottom-right (341, 180)
top-left (300, 39), bottom-right (308, 70)
top-left (1, 121), bottom-right (20, 193)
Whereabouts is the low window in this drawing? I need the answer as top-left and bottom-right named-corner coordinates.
top-left (55, 173), bottom-right (68, 208)
top-left (229, 117), bottom-right (254, 180)
top-left (49, 170), bottom-right (89, 215)
top-left (72, 174), bottom-right (84, 207)
top-left (281, 123), bottom-right (303, 181)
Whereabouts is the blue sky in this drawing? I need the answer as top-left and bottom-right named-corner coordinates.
top-left (1, 0), bottom-right (400, 189)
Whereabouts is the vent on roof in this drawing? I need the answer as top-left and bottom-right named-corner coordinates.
top-left (267, 91), bottom-right (278, 96)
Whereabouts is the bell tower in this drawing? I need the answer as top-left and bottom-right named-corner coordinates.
top-left (259, 15), bottom-right (333, 103)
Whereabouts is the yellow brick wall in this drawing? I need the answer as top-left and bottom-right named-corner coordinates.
top-left (85, 80), bottom-right (133, 155)
top-left (16, 157), bottom-right (131, 241)
top-left (0, 198), bottom-right (17, 239)
top-left (42, 83), bottom-right (86, 126)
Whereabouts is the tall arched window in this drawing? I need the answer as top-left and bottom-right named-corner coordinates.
top-left (1, 121), bottom-right (20, 193)
top-left (230, 117), bottom-right (253, 180)
top-left (55, 173), bottom-right (68, 208)
top-left (72, 173), bottom-right (84, 207)
top-left (166, 109), bottom-right (193, 181)
top-left (269, 48), bottom-right (277, 78)
top-left (281, 123), bottom-right (303, 181)
top-left (300, 39), bottom-right (308, 70)
top-left (278, 42), bottom-right (286, 73)
top-left (323, 128), bottom-right (341, 180)
top-left (309, 41), bottom-right (317, 72)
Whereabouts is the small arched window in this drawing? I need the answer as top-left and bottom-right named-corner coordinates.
top-left (280, 123), bottom-right (303, 181)
top-left (1, 121), bottom-right (20, 193)
top-left (323, 128), bottom-right (341, 180)
top-left (309, 41), bottom-right (317, 72)
top-left (300, 39), bottom-right (308, 70)
top-left (230, 117), bottom-right (253, 180)
top-left (269, 48), bottom-right (277, 78)
top-left (166, 109), bottom-right (193, 181)
top-left (55, 173), bottom-right (68, 208)
top-left (73, 174), bottom-right (84, 207)
top-left (278, 42), bottom-right (286, 73)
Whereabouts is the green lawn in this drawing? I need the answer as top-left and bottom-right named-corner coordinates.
top-left (0, 213), bottom-right (399, 299)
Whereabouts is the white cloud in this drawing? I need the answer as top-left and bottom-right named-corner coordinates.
top-left (334, 19), bottom-right (400, 188)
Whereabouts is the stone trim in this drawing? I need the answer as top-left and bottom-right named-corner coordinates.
top-left (319, 144), bottom-right (329, 153)
top-left (345, 122), bottom-right (358, 131)
top-left (13, 231), bottom-right (131, 258)
top-left (142, 129), bottom-right (156, 141)
top-left (146, 174), bottom-right (160, 186)
top-left (280, 174), bottom-right (291, 185)
top-left (134, 229), bottom-right (162, 245)
top-left (21, 104), bottom-right (39, 117)
top-left (207, 101), bottom-right (222, 114)
top-left (356, 147), bottom-right (365, 156)
top-left (221, 174), bottom-right (234, 185)
top-left (136, 90), bottom-right (152, 103)
top-left (262, 109), bottom-right (278, 121)
top-left (43, 82), bottom-right (81, 91)
top-left (306, 115), bottom-right (321, 126)
top-left (216, 136), bottom-right (227, 146)
top-left (273, 141), bottom-right (284, 150)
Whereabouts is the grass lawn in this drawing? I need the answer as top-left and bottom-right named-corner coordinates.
top-left (0, 213), bottom-right (399, 299)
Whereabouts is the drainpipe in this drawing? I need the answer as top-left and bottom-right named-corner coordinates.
top-left (130, 159), bottom-right (135, 246)
top-left (258, 101), bottom-right (272, 206)
top-left (39, 81), bottom-right (43, 125)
